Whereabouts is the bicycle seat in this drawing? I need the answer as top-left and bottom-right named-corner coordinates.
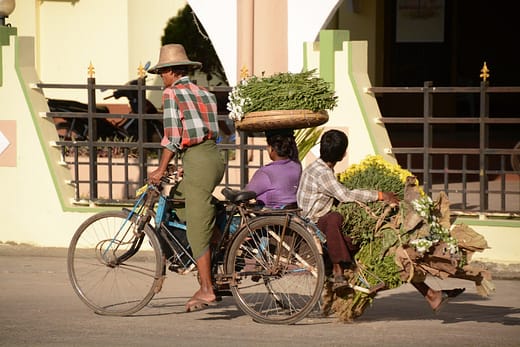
top-left (221, 188), bottom-right (257, 203)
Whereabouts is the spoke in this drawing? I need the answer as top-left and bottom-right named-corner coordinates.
top-left (267, 230), bottom-right (317, 277)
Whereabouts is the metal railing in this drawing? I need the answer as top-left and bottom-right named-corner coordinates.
top-left (369, 81), bottom-right (520, 216)
top-left (40, 77), bottom-right (161, 202)
top-left (38, 78), bottom-right (262, 204)
top-left (38, 79), bottom-right (519, 216)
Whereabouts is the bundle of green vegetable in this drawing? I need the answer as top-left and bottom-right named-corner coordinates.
top-left (327, 156), bottom-right (410, 321)
top-left (227, 69), bottom-right (337, 122)
top-left (327, 155), bottom-right (493, 322)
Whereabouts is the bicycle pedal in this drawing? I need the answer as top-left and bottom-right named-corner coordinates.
top-left (352, 282), bottom-right (385, 294)
top-left (168, 263), bottom-right (196, 274)
top-left (214, 291), bottom-right (232, 299)
top-left (215, 283), bottom-right (231, 291)
top-left (168, 263), bottom-right (183, 273)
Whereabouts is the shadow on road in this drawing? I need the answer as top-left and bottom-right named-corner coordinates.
top-left (358, 291), bottom-right (520, 326)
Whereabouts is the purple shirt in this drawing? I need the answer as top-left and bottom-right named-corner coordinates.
top-left (245, 159), bottom-right (301, 208)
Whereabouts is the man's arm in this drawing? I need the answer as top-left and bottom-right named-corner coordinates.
top-left (321, 169), bottom-right (398, 204)
top-left (148, 148), bottom-right (175, 184)
top-left (320, 169), bottom-right (378, 203)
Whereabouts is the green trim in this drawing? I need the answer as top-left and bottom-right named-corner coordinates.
top-left (0, 26), bottom-right (17, 45)
top-left (318, 30), bottom-right (379, 155)
top-left (12, 36), bottom-right (140, 213)
top-left (345, 41), bottom-right (379, 155)
top-left (67, 206), bottom-right (122, 213)
top-left (14, 37), bottom-right (76, 212)
top-left (0, 26), bottom-right (17, 86)
top-left (454, 216), bottom-right (520, 228)
top-left (318, 30), bottom-right (349, 90)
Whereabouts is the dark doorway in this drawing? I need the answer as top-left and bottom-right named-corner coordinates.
top-left (380, 0), bottom-right (520, 154)
top-left (383, 0), bottom-right (520, 88)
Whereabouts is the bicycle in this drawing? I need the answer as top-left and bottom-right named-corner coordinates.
top-left (67, 165), bottom-right (326, 324)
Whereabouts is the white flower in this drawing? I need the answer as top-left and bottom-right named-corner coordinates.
top-left (227, 79), bottom-right (250, 121)
top-left (410, 238), bottom-right (433, 254)
top-left (410, 195), bottom-right (459, 255)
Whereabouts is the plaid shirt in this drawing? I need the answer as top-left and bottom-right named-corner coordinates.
top-left (161, 76), bottom-right (219, 152)
top-left (297, 158), bottom-right (378, 223)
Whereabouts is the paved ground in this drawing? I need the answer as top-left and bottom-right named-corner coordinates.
top-left (1, 244), bottom-right (519, 347)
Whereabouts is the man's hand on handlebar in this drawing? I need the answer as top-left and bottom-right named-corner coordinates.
top-left (148, 168), bottom-right (165, 185)
top-left (148, 164), bottom-right (182, 185)
top-left (380, 191), bottom-right (399, 205)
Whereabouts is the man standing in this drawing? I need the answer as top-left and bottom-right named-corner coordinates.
top-left (148, 44), bottom-right (225, 312)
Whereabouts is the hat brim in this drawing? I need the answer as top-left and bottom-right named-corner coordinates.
top-left (148, 61), bottom-right (202, 74)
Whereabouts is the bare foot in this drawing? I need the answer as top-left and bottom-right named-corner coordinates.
top-left (430, 288), bottom-right (466, 312)
top-left (428, 290), bottom-right (443, 310)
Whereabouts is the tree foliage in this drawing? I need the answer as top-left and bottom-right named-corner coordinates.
top-left (162, 4), bottom-right (228, 85)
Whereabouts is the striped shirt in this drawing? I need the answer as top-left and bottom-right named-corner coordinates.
top-left (161, 76), bottom-right (219, 152)
top-left (297, 158), bottom-right (378, 223)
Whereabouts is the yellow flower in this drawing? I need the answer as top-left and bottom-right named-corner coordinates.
top-left (338, 155), bottom-right (413, 184)
top-left (337, 155), bottom-right (424, 198)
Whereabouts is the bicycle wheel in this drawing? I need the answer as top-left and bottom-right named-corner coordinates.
top-left (225, 215), bottom-right (325, 324)
top-left (67, 210), bottom-right (164, 316)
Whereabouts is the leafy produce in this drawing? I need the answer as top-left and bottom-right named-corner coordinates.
top-left (227, 69), bottom-right (337, 121)
top-left (325, 155), bottom-right (494, 322)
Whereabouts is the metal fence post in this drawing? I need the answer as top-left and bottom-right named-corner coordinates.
top-left (87, 77), bottom-right (98, 200)
top-left (423, 81), bottom-right (433, 195)
top-left (137, 77), bottom-right (146, 184)
top-left (479, 80), bottom-right (489, 213)
top-left (239, 131), bottom-right (249, 189)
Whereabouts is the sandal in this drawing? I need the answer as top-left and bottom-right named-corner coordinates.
top-left (443, 287), bottom-right (466, 298)
top-left (433, 287), bottom-right (466, 313)
top-left (185, 298), bottom-right (217, 313)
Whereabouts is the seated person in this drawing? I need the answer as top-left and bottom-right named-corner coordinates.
top-left (245, 130), bottom-right (301, 209)
top-left (297, 129), bottom-right (398, 288)
top-left (297, 129), bottom-right (464, 310)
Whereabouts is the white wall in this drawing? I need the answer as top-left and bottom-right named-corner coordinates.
top-left (287, 0), bottom-right (342, 73)
top-left (188, 0), bottom-right (342, 83)
top-left (468, 223), bottom-right (520, 264)
top-left (10, 0), bottom-right (187, 103)
top-left (9, 0), bottom-right (344, 99)
top-left (187, 0), bottom-right (237, 83)
top-left (1, 35), bottom-right (92, 246)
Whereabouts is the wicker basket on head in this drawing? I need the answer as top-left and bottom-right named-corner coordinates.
top-left (235, 109), bottom-right (329, 132)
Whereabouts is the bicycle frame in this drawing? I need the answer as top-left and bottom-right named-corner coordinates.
top-left (107, 178), bottom-right (327, 287)
top-left (68, 172), bottom-right (328, 323)
top-left (96, 188), bottom-right (152, 265)
top-left (100, 179), bottom-right (197, 275)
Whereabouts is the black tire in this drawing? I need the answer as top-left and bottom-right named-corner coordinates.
top-left (225, 215), bottom-right (325, 324)
top-left (67, 210), bottom-right (164, 316)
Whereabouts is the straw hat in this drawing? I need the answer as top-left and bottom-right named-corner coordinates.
top-left (148, 44), bottom-right (202, 74)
